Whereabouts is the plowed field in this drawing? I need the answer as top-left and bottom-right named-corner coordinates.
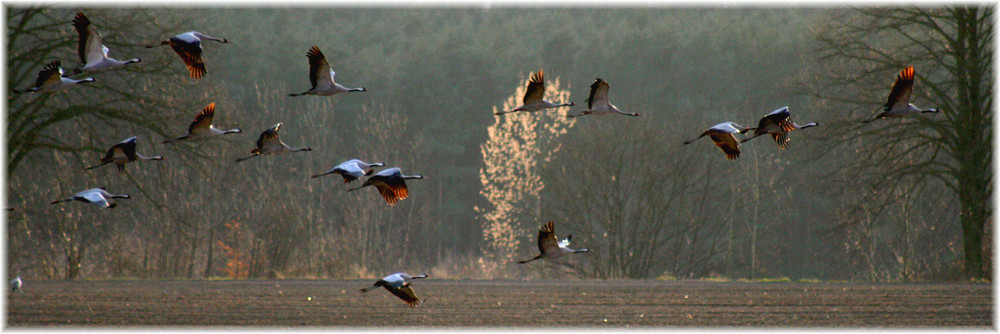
top-left (5, 279), bottom-right (992, 327)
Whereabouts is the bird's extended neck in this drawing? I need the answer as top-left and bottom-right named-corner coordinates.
top-left (796, 122), bottom-right (819, 129)
top-left (192, 32), bottom-right (228, 43)
top-left (136, 153), bottom-right (163, 160)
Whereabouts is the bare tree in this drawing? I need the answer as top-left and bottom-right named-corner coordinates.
top-left (806, 6), bottom-right (992, 279)
top-left (544, 121), bottom-right (731, 279)
top-left (6, 7), bottom-right (204, 174)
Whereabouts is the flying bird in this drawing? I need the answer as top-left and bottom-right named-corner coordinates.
top-left (289, 45), bottom-right (366, 96)
top-left (71, 12), bottom-right (140, 74)
top-left (14, 60), bottom-right (94, 93)
top-left (86, 136), bottom-right (163, 173)
top-left (147, 31), bottom-right (228, 79)
top-left (566, 78), bottom-right (639, 117)
top-left (519, 221), bottom-right (590, 264)
top-left (360, 272), bottom-right (428, 307)
top-left (683, 122), bottom-right (750, 160)
top-left (741, 106), bottom-right (819, 149)
top-left (235, 123), bottom-right (312, 162)
top-left (312, 159), bottom-right (385, 182)
top-left (163, 103), bottom-right (242, 143)
top-left (50, 188), bottom-right (130, 209)
top-left (863, 66), bottom-right (940, 123)
top-left (495, 70), bottom-right (574, 115)
top-left (347, 167), bottom-right (424, 205)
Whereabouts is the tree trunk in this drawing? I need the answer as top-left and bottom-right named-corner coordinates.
top-left (66, 250), bottom-right (83, 280)
top-left (952, 7), bottom-right (992, 279)
top-left (204, 227), bottom-right (215, 278)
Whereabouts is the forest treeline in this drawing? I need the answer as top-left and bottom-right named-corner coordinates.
top-left (5, 7), bottom-right (992, 281)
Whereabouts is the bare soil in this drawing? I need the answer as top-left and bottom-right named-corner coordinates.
top-left (4, 279), bottom-right (992, 328)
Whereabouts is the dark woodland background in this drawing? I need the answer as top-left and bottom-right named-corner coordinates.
top-left (5, 6), bottom-right (993, 281)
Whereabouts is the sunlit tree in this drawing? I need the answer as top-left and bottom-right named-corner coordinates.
top-left (477, 73), bottom-right (575, 268)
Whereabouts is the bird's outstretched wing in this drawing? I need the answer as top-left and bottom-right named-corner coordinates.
top-left (537, 221), bottom-right (559, 253)
top-left (386, 285), bottom-right (421, 307)
top-left (307, 45), bottom-right (333, 89)
top-left (522, 70), bottom-right (546, 104)
top-left (885, 66), bottom-right (915, 111)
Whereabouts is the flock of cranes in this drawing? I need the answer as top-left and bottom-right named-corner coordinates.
top-left (682, 65), bottom-right (937, 160)
top-left (13, 11), bottom-right (940, 307)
